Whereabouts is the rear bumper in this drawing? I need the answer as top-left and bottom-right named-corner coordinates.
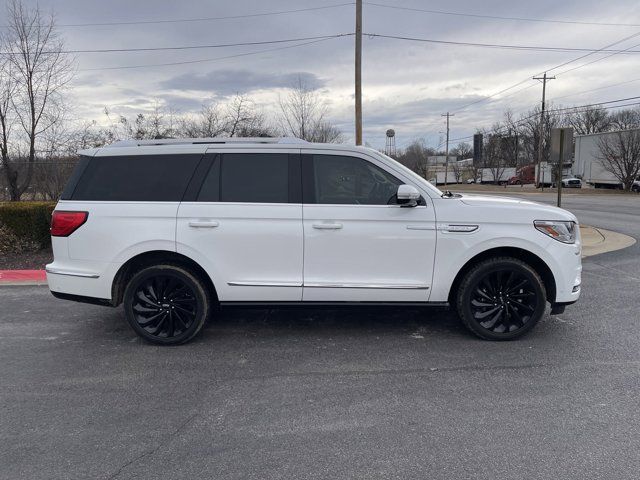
top-left (51, 290), bottom-right (114, 307)
top-left (46, 261), bottom-right (116, 301)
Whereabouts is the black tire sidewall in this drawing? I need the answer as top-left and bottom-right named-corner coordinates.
top-left (123, 265), bottom-right (209, 345)
top-left (458, 258), bottom-right (547, 340)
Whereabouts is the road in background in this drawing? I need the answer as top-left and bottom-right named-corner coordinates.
top-left (1, 193), bottom-right (639, 480)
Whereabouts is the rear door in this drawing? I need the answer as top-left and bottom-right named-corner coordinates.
top-left (176, 149), bottom-right (303, 302)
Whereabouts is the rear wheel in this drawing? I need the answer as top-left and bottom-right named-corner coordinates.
top-left (456, 257), bottom-right (546, 340)
top-left (123, 264), bottom-right (210, 345)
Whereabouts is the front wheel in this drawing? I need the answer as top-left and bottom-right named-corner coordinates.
top-left (456, 257), bottom-right (547, 340)
top-left (123, 264), bottom-right (210, 345)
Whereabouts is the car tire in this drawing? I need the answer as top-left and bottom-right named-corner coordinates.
top-left (456, 257), bottom-right (547, 340)
top-left (123, 264), bottom-right (210, 345)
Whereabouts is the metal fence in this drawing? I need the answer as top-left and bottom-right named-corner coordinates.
top-left (0, 158), bottom-right (79, 201)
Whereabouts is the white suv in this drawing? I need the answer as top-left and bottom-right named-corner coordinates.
top-left (47, 138), bottom-right (582, 344)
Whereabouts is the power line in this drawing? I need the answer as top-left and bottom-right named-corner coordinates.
top-left (364, 33), bottom-right (640, 54)
top-left (0, 3), bottom-right (355, 28)
top-left (78, 37), bottom-right (342, 72)
top-left (542, 30), bottom-right (640, 75)
top-left (364, 2), bottom-right (640, 28)
top-left (4, 31), bottom-right (640, 56)
top-left (425, 29), bottom-right (640, 117)
top-left (446, 97), bottom-right (640, 143)
top-left (450, 79), bottom-right (533, 114)
top-left (550, 77), bottom-right (640, 102)
top-left (555, 39), bottom-right (640, 77)
top-left (0, 33), bottom-right (354, 55)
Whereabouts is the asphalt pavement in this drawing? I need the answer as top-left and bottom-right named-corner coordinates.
top-left (1, 192), bottom-right (639, 480)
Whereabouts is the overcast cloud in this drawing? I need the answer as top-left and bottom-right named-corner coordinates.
top-left (10, 0), bottom-right (640, 149)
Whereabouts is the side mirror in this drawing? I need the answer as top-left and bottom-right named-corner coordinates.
top-left (397, 184), bottom-right (420, 207)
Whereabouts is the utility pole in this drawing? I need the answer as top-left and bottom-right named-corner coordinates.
top-left (533, 72), bottom-right (554, 187)
top-left (442, 112), bottom-right (453, 187)
top-left (557, 128), bottom-right (565, 207)
top-left (355, 0), bottom-right (363, 145)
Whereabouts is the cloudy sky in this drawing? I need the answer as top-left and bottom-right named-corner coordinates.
top-left (12, 0), bottom-right (640, 149)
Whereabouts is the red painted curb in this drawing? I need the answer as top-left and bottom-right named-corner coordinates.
top-left (0, 270), bottom-right (47, 282)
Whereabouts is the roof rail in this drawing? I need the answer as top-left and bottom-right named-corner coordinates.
top-left (105, 137), bottom-right (309, 148)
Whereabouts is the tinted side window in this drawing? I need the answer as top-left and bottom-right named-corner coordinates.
top-left (198, 153), bottom-right (289, 203)
top-left (196, 156), bottom-right (221, 202)
top-left (72, 154), bottom-right (201, 201)
top-left (60, 155), bottom-right (91, 200)
top-left (311, 155), bottom-right (402, 205)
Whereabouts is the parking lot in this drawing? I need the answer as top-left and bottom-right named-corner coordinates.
top-left (1, 192), bottom-right (640, 480)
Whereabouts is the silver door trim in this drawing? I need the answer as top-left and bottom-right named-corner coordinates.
top-left (228, 281), bottom-right (303, 287)
top-left (305, 282), bottom-right (429, 289)
top-left (406, 224), bottom-right (436, 230)
top-left (45, 267), bottom-right (100, 279)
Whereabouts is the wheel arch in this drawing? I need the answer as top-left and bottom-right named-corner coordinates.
top-left (447, 247), bottom-right (556, 305)
top-left (111, 250), bottom-right (218, 306)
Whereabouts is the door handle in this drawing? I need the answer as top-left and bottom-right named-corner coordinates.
top-left (312, 223), bottom-right (343, 230)
top-left (188, 220), bottom-right (219, 228)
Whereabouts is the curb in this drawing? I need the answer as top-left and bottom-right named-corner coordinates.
top-left (580, 225), bottom-right (636, 258)
top-left (0, 270), bottom-right (47, 286)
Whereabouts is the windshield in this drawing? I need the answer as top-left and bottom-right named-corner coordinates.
top-left (374, 151), bottom-right (444, 197)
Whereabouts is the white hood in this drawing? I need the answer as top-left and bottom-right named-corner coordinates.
top-left (449, 193), bottom-right (578, 223)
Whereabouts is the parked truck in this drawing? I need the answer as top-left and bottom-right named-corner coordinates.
top-left (508, 163), bottom-right (573, 188)
top-left (573, 131), bottom-right (629, 189)
top-left (477, 167), bottom-right (516, 185)
top-left (508, 165), bottom-right (535, 185)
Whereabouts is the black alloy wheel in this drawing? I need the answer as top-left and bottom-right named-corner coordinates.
top-left (457, 257), bottom-right (546, 340)
top-left (124, 265), bottom-right (209, 345)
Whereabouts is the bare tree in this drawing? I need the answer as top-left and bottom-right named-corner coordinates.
top-left (451, 161), bottom-right (464, 183)
top-left (279, 77), bottom-right (343, 143)
top-left (483, 128), bottom-right (508, 184)
top-left (395, 140), bottom-right (435, 176)
top-left (463, 163), bottom-right (481, 183)
top-left (0, 48), bottom-right (17, 198)
top-left (610, 108), bottom-right (640, 131)
top-left (225, 94), bottom-right (255, 137)
top-left (103, 102), bottom-right (177, 141)
top-left (450, 142), bottom-right (472, 160)
top-left (225, 94), bottom-right (275, 137)
top-left (565, 105), bottom-right (610, 135)
top-left (2, 0), bottom-right (73, 200)
top-left (179, 102), bottom-right (226, 138)
top-left (597, 129), bottom-right (640, 191)
top-left (516, 104), bottom-right (560, 168)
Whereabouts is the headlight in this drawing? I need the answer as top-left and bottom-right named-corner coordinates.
top-left (534, 220), bottom-right (577, 244)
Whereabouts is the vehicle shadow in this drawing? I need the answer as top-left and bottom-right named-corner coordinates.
top-left (204, 305), bottom-right (467, 340)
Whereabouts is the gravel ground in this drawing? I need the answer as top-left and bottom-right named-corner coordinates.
top-left (0, 248), bottom-right (52, 270)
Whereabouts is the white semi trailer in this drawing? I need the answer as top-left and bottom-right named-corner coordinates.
top-left (573, 130), bottom-right (635, 188)
top-left (478, 167), bottom-right (516, 184)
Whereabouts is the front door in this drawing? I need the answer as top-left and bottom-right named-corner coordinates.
top-left (302, 151), bottom-right (437, 302)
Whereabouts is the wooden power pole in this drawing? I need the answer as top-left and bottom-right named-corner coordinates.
top-left (442, 112), bottom-right (453, 187)
top-left (533, 72), bottom-right (554, 187)
top-left (355, 0), bottom-right (363, 145)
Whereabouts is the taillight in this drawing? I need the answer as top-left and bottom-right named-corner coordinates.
top-left (51, 211), bottom-right (88, 237)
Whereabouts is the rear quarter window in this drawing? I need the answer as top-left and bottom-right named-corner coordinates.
top-left (71, 154), bottom-right (202, 201)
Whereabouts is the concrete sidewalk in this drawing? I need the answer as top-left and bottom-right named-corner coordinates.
top-left (580, 225), bottom-right (636, 258)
